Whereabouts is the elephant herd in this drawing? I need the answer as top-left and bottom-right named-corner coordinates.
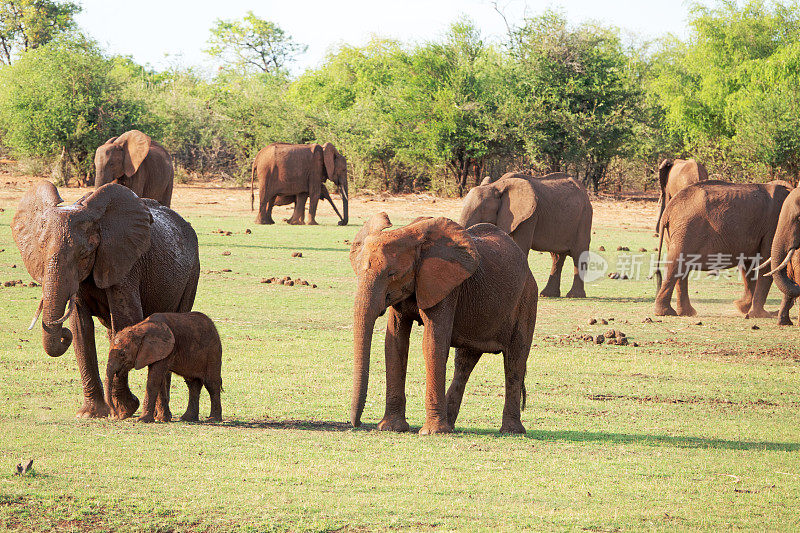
top-left (9, 132), bottom-right (800, 433)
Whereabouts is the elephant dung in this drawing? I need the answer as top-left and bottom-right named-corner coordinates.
top-left (588, 318), bottom-right (597, 325)
top-left (245, 229), bottom-right (252, 234)
top-left (291, 252), bottom-right (303, 258)
top-left (594, 334), bottom-right (605, 344)
top-left (222, 251), bottom-right (231, 256)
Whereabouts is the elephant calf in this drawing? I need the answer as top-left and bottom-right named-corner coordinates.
top-left (106, 312), bottom-right (223, 423)
top-left (349, 213), bottom-right (538, 434)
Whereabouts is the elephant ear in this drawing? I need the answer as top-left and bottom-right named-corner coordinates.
top-left (349, 212), bottom-right (392, 272)
top-left (322, 142), bottom-right (338, 181)
top-left (480, 175), bottom-right (495, 186)
top-left (134, 320), bottom-right (175, 370)
top-left (104, 136), bottom-right (119, 145)
top-left (495, 177), bottom-right (537, 234)
top-left (658, 158), bottom-right (674, 191)
top-left (11, 181), bottom-right (63, 283)
top-left (415, 217), bottom-right (479, 310)
top-left (115, 130), bottom-right (151, 177)
top-left (79, 183), bottom-right (152, 289)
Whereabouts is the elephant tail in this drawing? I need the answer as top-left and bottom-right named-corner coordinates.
top-left (250, 159), bottom-right (257, 211)
top-left (652, 218), bottom-right (668, 292)
top-left (521, 382), bottom-right (526, 411)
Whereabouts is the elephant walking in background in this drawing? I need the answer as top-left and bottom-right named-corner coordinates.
top-left (761, 188), bottom-right (800, 325)
top-left (250, 142), bottom-right (348, 226)
top-left (656, 158), bottom-right (708, 232)
top-left (653, 180), bottom-right (792, 318)
top-left (349, 213), bottom-right (538, 435)
top-left (459, 172), bottom-right (592, 298)
top-left (12, 182), bottom-right (200, 419)
top-left (95, 130), bottom-right (174, 207)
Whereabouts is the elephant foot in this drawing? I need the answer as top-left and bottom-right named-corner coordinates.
top-left (287, 218), bottom-right (304, 225)
top-left (255, 216), bottom-right (274, 225)
top-left (377, 416), bottom-right (410, 432)
top-left (112, 391), bottom-right (140, 420)
top-left (676, 306), bottom-right (697, 317)
top-left (778, 316), bottom-right (793, 326)
top-left (137, 414), bottom-right (155, 423)
top-left (654, 304), bottom-right (677, 316)
top-left (207, 413), bottom-right (222, 422)
top-left (419, 420), bottom-right (453, 435)
top-left (734, 299), bottom-right (753, 315)
top-left (565, 288), bottom-right (586, 298)
top-left (539, 287), bottom-right (561, 298)
top-left (745, 308), bottom-right (777, 319)
top-left (76, 398), bottom-right (110, 419)
top-left (499, 419), bottom-right (526, 435)
top-left (180, 412), bottom-right (199, 422)
top-left (337, 220), bottom-right (348, 226)
top-left (155, 410), bottom-right (172, 423)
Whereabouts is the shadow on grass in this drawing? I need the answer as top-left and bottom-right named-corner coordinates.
top-left (218, 418), bottom-right (800, 451)
top-left (459, 427), bottom-right (800, 451)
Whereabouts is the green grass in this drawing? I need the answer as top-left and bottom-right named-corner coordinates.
top-left (2, 190), bottom-right (800, 531)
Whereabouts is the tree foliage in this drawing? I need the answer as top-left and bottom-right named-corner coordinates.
top-left (205, 11), bottom-right (307, 75)
top-left (0, 0), bottom-right (80, 64)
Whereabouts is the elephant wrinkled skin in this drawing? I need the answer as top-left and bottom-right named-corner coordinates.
top-left (653, 180), bottom-right (791, 318)
top-left (12, 182), bottom-right (200, 418)
top-left (459, 172), bottom-right (592, 298)
top-left (764, 188), bottom-right (800, 325)
top-left (251, 142), bottom-right (348, 226)
top-left (106, 312), bottom-right (223, 423)
top-left (349, 213), bottom-right (538, 435)
top-left (94, 130), bottom-right (174, 207)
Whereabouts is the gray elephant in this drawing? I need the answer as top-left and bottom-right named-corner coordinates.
top-left (12, 182), bottom-right (200, 419)
top-left (656, 158), bottom-right (708, 232)
top-left (94, 130), bottom-right (174, 207)
top-left (653, 180), bottom-right (792, 317)
top-left (459, 172), bottom-right (593, 298)
top-left (349, 213), bottom-right (538, 435)
top-left (250, 142), bottom-right (348, 226)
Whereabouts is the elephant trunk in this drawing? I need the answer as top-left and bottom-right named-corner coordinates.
top-left (339, 181), bottom-right (349, 226)
top-left (350, 276), bottom-right (385, 427)
top-left (40, 277), bottom-right (74, 358)
top-left (105, 352), bottom-right (125, 417)
top-left (771, 238), bottom-right (800, 299)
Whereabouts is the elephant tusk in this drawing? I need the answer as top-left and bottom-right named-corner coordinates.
top-left (753, 257), bottom-right (772, 271)
top-left (765, 249), bottom-right (795, 276)
top-left (45, 297), bottom-right (75, 326)
top-left (28, 299), bottom-right (43, 330)
top-left (340, 186), bottom-right (348, 202)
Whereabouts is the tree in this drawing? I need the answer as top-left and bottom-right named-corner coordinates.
top-left (205, 11), bottom-right (306, 74)
top-left (0, 0), bottom-right (80, 64)
top-left (0, 35), bottom-right (144, 183)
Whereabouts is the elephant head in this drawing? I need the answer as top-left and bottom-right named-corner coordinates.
top-left (94, 130), bottom-right (152, 191)
top-left (12, 182), bottom-right (152, 358)
top-left (769, 187), bottom-right (800, 298)
top-left (458, 176), bottom-right (537, 234)
top-left (105, 320), bottom-right (175, 417)
top-left (348, 213), bottom-right (479, 427)
top-left (322, 142), bottom-right (348, 226)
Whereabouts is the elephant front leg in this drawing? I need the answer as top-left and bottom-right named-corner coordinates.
top-left (256, 190), bottom-right (277, 225)
top-left (108, 285), bottom-right (143, 419)
top-left (138, 359), bottom-right (170, 423)
top-left (540, 253), bottom-right (565, 298)
top-left (735, 265), bottom-right (756, 315)
top-left (155, 372), bottom-right (172, 422)
top-left (499, 333), bottom-right (530, 434)
top-left (419, 302), bottom-right (456, 435)
top-left (746, 271), bottom-right (777, 318)
top-left (654, 258), bottom-right (680, 316)
top-left (378, 309), bottom-right (412, 432)
top-left (306, 191), bottom-right (320, 225)
top-left (675, 276), bottom-right (697, 317)
top-left (778, 294), bottom-right (795, 325)
top-left (71, 299), bottom-right (110, 418)
top-left (446, 348), bottom-right (482, 429)
top-left (181, 378), bottom-right (202, 421)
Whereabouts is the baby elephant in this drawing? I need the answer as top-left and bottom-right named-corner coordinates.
top-left (106, 312), bottom-right (223, 423)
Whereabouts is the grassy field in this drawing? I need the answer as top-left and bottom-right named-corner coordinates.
top-left (1, 177), bottom-right (800, 531)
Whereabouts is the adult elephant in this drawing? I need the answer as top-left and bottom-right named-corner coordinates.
top-left (94, 130), bottom-right (174, 207)
top-left (653, 180), bottom-right (792, 317)
top-left (760, 188), bottom-right (800, 325)
top-left (349, 213), bottom-right (538, 434)
top-left (655, 158), bottom-right (708, 232)
top-left (250, 142), bottom-right (348, 226)
top-left (459, 172), bottom-right (592, 298)
top-left (12, 182), bottom-right (200, 419)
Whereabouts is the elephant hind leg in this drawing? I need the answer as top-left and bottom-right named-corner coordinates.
top-left (155, 372), bottom-right (172, 422)
top-left (654, 258), bottom-right (680, 316)
top-left (500, 330), bottom-right (530, 434)
top-left (446, 348), bottom-right (482, 428)
top-left (675, 275), bottom-right (697, 317)
top-left (287, 193), bottom-right (307, 225)
top-left (565, 250), bottom-right (587, 298)
top-left (778, 294), bottom-right (795, 325)
top-left (540, 253), bottom-right (566, 298)
top-left (205, 378), bottom-right (222, 421)
top-left (735, 265), bottom-right (756, 315)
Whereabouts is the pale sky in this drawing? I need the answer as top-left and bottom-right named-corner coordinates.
top-left (76, 0), bottom-right (700, 74)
